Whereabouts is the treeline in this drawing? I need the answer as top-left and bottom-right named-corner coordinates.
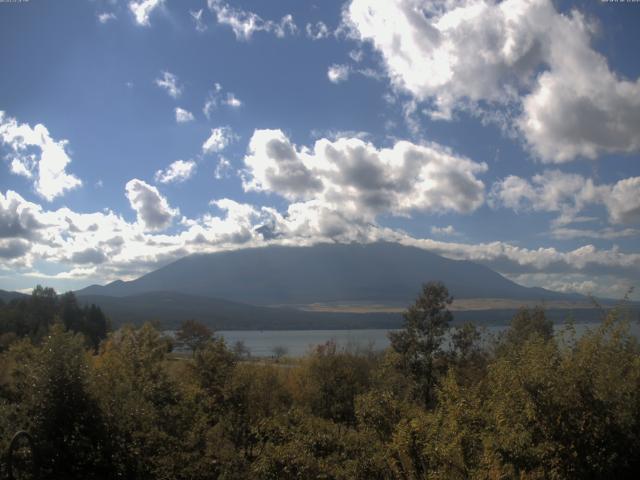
top-left (0, 282), bottom-right (639, 479)
top-left (0, 286), bottom-right (109, 351)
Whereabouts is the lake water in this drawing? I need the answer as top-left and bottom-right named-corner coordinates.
top-left (215, 321), bottom-right (640, 357)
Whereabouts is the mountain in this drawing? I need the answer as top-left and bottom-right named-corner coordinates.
top-left (76, 242), bottom-right (582, 305)
top-left (0, 289), bottom-right (28, 303)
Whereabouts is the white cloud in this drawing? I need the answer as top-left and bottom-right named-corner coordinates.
top-left (155, 71), bottom-right (182, 99)
top-left (550, 227), bottom-right (640, 241)
top-left (0, 111), bottom-right (82, 201)
top-left (402, 237), bottom-right (640, 284)
top-left (306, 21), bottom-right (330, 40)
top-left (203, 97), bottom-right (216, 119)
top-left (505, 272), bottom-right (633, 300)
top-left (214, 156), bottom-right (232, 179)
top-left (98, 12), bottom-right (117, 24)
top-left (3, 186), bottom-right (639, 300)
top-left (242, 129), bottom-right (488, 233)
top-left (345, 0), bottom-right (547, 118)
top-left (203, 83), bottom-right (243, 118)
top-left (190, 8), bottom-right (207, 32)
top-left (606, 177), bottom-right (640, 225)
top-left (207, 0), bottom-right (297, 41)
top-left (518, 10), bottom-right (640, 162)
top-left (490, 170), bottom-right (640, 226)
top-left (125, 179), bottom-right (178, 231)
top-left (223, 93), bottom-right (242, 108)
top-left (129, 0), bottom-right (164, 27)
top-left (175, 107), bottom-right (195, 123)
top-left (154, 160), bottom-right (197, 184)
top-left (0, 190), bottom-right (44, 240)
top-left (327, 64), bottom-right (350, 84)
top-left (489, 170), bottom-right (604, 217)
top-left (202, 126), bottom-right (236, 154)
top-left (0, 238), bottom-right (30, 260)
top-left (345, 0), bottom-right (640, 161)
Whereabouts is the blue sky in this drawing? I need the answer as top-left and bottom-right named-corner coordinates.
top-left (1, 0), bottom-right (639, 299)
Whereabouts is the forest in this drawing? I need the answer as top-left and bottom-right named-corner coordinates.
top-left (1, 282), bottom-right (639, 479)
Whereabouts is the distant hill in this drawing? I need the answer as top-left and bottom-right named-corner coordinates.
top-left (76, 242), bottom-right (582, 305)
top-left (0, 289), bottom-right (28, 303)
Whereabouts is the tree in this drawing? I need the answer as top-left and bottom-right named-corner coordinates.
top-left (176, 319), bottom-right (212, 355)
top-left (503, 306), bottom-right (553, 348)
top-left (59, 292), bottom-right (109, 350)
top-left (389, 281), bottom-right (453, 405)
top-left (272, 345), bottom-right (288, 361)
top-left (26, 285), bottom-right (58, 339)
top-left (233, 339), bottom-right (251, 359)
top-left (22, 325), bottom-right (110, 478)
top-left (294, 340), bottom-right (374, 425)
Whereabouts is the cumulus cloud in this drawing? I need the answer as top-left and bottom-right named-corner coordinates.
top-left (207, 0), bottom-right (297, 41)
top-left (175, 107), bottom-right (195, 123)
top-left (3, 184), bottom-right (639, 299)
top-left (202, 126), bottom-right (236, 154)
top-left (489, 170), bottom-right (604, 219)
top-left (327, 64), bottom-right (350, 84)
top-left (605, 177), bottom-right (640, 225)
top-left (490, 170), bottom-right (640, 226)
top-left (242, 129), bottom-right (488, 240)
top-left (129, 0), bottom-right (164, 27)
top-left (402, 236), bottom-right (640, 286)
top-left (69, 247), bottom-right (108, 265)
top-left (345, 0), bottom-right (640, 162)
top-left (0, 111), bottom-right (82, 201)
top-left (155, 71), bottom-right (182, 99)
top-left (0, 191), bottom-right (44, 240)
top-left (345, 0), bottom-right (548, 117)
top-left (125, 179), bottom-right (178, 231)
top-left (0, 238), bottom-right (30, 259)
top-left (519, 10), bottom-right (640, 162)
top-left (154, 160), bottom-right (197, 184)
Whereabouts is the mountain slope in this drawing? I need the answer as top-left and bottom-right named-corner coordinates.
top-left (76, 242), bottom-right (581, 305)
top-left (0, 289), bottom-right (28, 303)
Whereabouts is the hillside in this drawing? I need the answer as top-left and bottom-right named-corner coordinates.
top-left (76, 242), bottom-right (581, 306)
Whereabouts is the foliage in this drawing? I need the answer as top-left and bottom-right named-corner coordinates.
top-left (0, 286), bottom-right (109, 351)
top-left (176, 319), bottom-right (213, 355)
top-left (1, 284), bottom-right (639, 479)
top-left (388, 281), bottom-right (453, 405)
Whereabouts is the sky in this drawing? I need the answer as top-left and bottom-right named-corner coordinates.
top-left (1, 0), bottom-right (639, 299)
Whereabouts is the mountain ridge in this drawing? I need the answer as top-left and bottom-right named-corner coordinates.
top-left (75, 242), bottom-right (583, 304)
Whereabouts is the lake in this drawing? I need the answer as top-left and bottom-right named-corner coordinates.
top-left (214, 320), bottom-right (640, 357)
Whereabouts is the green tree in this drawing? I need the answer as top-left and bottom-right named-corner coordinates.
top-left (389, 281), bottom-right (453, 405)
top-left (294, 340), bottom-right (374, 425)
top-left (21, 325), bottom-right (110, 479)
top-left (176, 319), bottom-right (213, 355)
top-left (503, 306), bottom-right (554, 347)
top-left (91, 323), bottom-right (187, 479)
